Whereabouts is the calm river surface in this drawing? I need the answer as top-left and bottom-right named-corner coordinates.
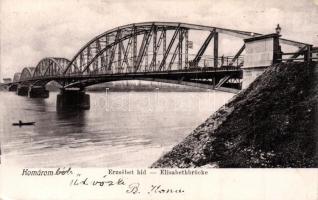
top-left (0, 90), bottom-right (233, 167)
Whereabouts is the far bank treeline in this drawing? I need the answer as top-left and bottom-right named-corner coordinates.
top-left (152, 62), bottom-right (318, 168)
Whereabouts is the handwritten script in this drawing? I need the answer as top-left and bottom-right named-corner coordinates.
top-left (19, 168), bottom-right (208, 195)
top-left (69, 174), bottom-right (185, 195)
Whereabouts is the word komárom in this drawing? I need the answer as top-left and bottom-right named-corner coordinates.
top-left (22, 169), bottom-right (54, 176)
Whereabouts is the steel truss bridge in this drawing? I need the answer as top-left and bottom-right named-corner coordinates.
top-left (7, 22), bottom-right (312, 91)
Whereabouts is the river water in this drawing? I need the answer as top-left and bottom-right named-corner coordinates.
top-left (0, 90), bottom-right (233, 167)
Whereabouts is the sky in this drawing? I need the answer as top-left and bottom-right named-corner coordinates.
top-left (0, 0), bottom-right (318, 79)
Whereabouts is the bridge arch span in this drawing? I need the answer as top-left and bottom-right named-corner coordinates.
top-left (20, 67), bottom-right (35, 81)
top-left (63, 22), bottom-right (260, 77)
top-left (13, 72), bottom-right (21, 82)
top-left (33, 57), bottom-right (70, 78)
top-left (63, 21), bottom-right (309, 78)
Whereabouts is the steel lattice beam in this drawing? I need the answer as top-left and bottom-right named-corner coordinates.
top-left (150, 30), bottom-right (165, 70)
top-left (117, 37), bottom-right (125, 73)
top-left (87, 45), bottom-right (91, 73)
top-left (108, 44), bottom-right (118, 72)
top-left (168, 29), bottom-right (185, 70)
top-left (133, 25), bottom-right (137, 69)
top-left (135, 25), bottom-right (154, 72)
top-left (80, 29), bottom-right (149, 74)
top-left (105, 36), bottom-right (109, 72)
top-left (62, 22), bottom-right (311, 75)
top-left (162, 29), bottom-right (166, 70)
top-left (229, 44), bottom-right (245, 66)
top-left (123, 37), bottom-right (133, 72)
top-left (96, 38), bottom-right (105, 71)
top-left (178, 29), bottom-right (183, 69)
top-left (214, 32), bottom-right (219, 67)
top-left (191, 30), bottom-right (216, 67)
top-left (153, 26), bottom-right (157, 70)
top-left (185, 29), bottom-right (189, 68)
top-left (159, 24), bottom-right (180, 71)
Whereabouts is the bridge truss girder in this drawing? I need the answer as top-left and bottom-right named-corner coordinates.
top-left (11, 22), bottom-right (312, 91)
top-left (63, 22), bottom-right (261, 78)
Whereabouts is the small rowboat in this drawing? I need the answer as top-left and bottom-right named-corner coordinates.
top-left (12, 120), bottom-right (35, 126)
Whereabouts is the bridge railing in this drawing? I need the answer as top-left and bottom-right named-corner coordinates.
top-left (67, 54), bottom-right (244, 76)
top-left (277, 46), bottom-right (318, 63)
top-left (195, 55), bottom-right (244, 68)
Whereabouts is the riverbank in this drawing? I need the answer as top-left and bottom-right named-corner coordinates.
top-left (151, 62), bottom-right (318, 168)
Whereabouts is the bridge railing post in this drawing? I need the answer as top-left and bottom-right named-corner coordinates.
top-left (304, 45), bottom-right (313, 63)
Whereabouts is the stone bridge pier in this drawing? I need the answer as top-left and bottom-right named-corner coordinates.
top-left (56, 89), bottom-right (90, 111)
top-left (8, 84), bottom-right (18, 92)
top-left (16, 85), bottom-right (29, 96)
top-left (28, 86), bottom-right (49, 98)
top-left (16, 85), bottom-right (49, 98)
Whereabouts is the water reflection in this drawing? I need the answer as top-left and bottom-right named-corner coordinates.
top-left (0, 91), bottom-right (234, 167)
top-left (56, 110), bottom-right (87, 128)
top-left (25, 98), bottom-right (47, 112)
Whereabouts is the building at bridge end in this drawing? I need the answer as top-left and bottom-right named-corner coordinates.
top-left (242, 33), bottom-right (281, 89)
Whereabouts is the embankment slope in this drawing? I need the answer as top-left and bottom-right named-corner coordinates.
top-left (151, 62), bottom-right (318, 168)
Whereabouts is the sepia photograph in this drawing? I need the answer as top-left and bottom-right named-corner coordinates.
top-left (0, 0), bottom-right (317, 199)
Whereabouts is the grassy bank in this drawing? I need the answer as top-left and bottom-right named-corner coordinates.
top-left (151, 62), bottom-right (318, 168)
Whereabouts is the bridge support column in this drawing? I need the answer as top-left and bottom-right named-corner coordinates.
top-left (57, 89), bottom-right (90, 111)
top-left (16, 85), bottom-right (29, 96)
top-left (28, 87), bottom-right (49, 98)
top-left (214, 32), bottom-right (219, 67)
top-left (8, 84), bottom-right (17, 92)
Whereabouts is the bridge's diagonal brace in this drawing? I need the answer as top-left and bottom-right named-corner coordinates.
top-left (38, 61), bottom-right (43, 76)
top-left (80, 29), bottom-right (147, 74)
top-left (229, 44), bottom-right (245, 66)
top-left (178, 29), bottom-right (183, 69)
top-left (108, 45), bottom-right (118, 71)
top-left (105, 36), bottom-right (109, 71)
top-left (153, 26), bottom-right (157, 69)
top-left (185, 29), bottom-right (189, 68)
top-left (162, 28), bottom-right (166, 69)
top-left (158, 25), bottom-right (181, 71)
top-left (87, 45), bottom-right (91, 72)
top-left (117, 39), bottom-right (125, 71)
top-left (120, 40), bottom-right (126, 55)
top-left (135, 25), bottom-right (154, 72)
top-left (78, 53), bottom-right (83, 73)
top-left (133, 25), bottom-right (137, 69)
top-left (135, 33), bottom-right (152, 71)
top-left (190, 30), bottom-right (216, 67)
top-left (43, 60), bottom-right (52, 76)
top-left (150, 30), bottom-right (164, 69)
top-left (287, 46), bottom-right (308, 62)
top-left (168, 30), bottom-right (185, 70)
top-left (215, 75), bottom-right (231, 88)
top-left (144, 45), bottom-right (149, 71)
top-left (96, 38), bottom-right (106, 70)
top-left (81, 30), bottom-right (120, 73)
top-left (123, 37), bottom-right (133, 70)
